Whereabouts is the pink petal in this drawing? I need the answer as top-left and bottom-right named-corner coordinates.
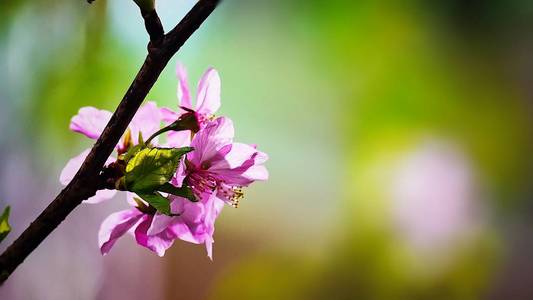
top-left (209, 144), bottom-right (269, 186)
top-left (160, 107), bottom-right (180, 124)
top-left (85, 189), bottom-right (118, 204)
top-left (60, 149), bottom-right (117, 203)
top-left (189, 117), bottom-right (234, 166)
top-left (242, 165), bottom-right (269, 182)
top-left (196, 68), bottom-right (221, 115)
top-left (171, 221), bottom-right (201, 244)
top-left (206, 236), bottom-right (214, 260)
top-left (168, 195), bottom-right (208, 244)
top-left (69, 107), bottom-right (112, 139)
top-left (59, 149), bottom-right (91, 186)
top-left (176, 63), bottom-right (192, 109)
top-left (98, 209), bottom-right (143, 255)
top-left (170, 160), bottom-right (187, 188)
top-left (216, 164), bottom-right (269, 187)
top-left (128, 101), bottom-right (162, 144)
top-left (253, 150), bottom-right (269, 165)
top-left (210, 143), bottom-right (258, 170)
top-left (166, 131), bottom-right (191, 148)
top-left (135, 215), bottom-right (175, 257)
top-left (147, 213), bottom-right (174, 236)
top-left (202, 190), bottom-right (224, 259)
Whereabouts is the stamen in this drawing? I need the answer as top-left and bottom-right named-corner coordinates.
top-left (186, 171), bottom-right (245, 207)
top-left (230, 187), bottom-right (244, 208)
top-left (187, 172), bottom-right (217, 197)
top-left (218, 183), bottom-right (244, 208)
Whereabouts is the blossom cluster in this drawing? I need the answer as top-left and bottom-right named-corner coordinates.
top-left (60, 63), bottom-right (268, 258)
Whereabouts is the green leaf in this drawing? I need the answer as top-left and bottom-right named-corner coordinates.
top-left (138, 193), bottom-right (173, 216)
top-left (158, 183), bottom-right (197, 202)
top-left (125, 147), bottom-right (193, 193)
top-left (0, 206), bottom-right (11, 244)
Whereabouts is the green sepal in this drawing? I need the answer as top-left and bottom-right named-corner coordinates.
top-left (122, 144), bottom-right (143, 163)
top-left (132, 196), bottom-right (156, 215)
top-left (138, 192), bottom-right (177, 216)
top-left (125, 147), bottom-right (193, 193)
top-left (158, 183), bottom-right (197, 202)
top-left (120, 132), bottom-right (146, 163)
top-left (0, 206), bottom-right (11, 244)
top-left (168, 111), bottom-right (200, 133)
top-left (138, 131), bottom-right (145, 147)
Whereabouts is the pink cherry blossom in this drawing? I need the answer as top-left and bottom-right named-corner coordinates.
top-left (169, 116), bottom-right (268, 257)
top-left (161, 63), bottom-right (221, 147)
top-left (59, 102), bottom-right (162, 203)
top-left (98, 117), bottom-right (268, 258)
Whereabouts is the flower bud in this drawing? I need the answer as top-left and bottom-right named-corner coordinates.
top-left (173, 111), bottom-right (201, 133)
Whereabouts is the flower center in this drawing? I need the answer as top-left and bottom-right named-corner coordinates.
top-left (187, 171), bottom-right (244, 207)
top-left (188, 172), bottom-right (217, 197)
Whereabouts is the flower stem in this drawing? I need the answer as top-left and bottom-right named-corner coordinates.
top-left (145, 125), bottom-right (174, 145)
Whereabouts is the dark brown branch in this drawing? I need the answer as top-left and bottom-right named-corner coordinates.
top-left (0, 0), bottom-right (220, 284)
top-left (141, 9), bottom-right (164, 44)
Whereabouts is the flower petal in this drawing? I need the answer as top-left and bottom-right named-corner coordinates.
top-left (203, 190), bottom-right (224, 259)
top-left (216, 164), bottom-right (269, 187)
top-left (205, 236), bottom-right (214, 260)
top-left (147, 213), bottom-right (174, 236)
top-left (168, 196), bottom-right (207, 244)
top-left (169, 191), bottom-right (224, 259)
top-left (160, 107), bottom-right (180, 124)
top-left (98, 209), bottom-right (143, 255)
top-left (69, 107), bottom-right (112, 139)
top-left (135, 215), bottom-right (175, 257)
top-left (85, 189), bottom-right (118, 204)
top-left (209, 144), bottom-right (269, 186)
top-left (253, 149), bottom-right (269, 165)
top-left (189, 117), bottom-right (234, 166)
top-left (170, 160), bottom-right (187, 188)
top-left (59, 149), bottom-right (91, 186)
top-left (171, 221), bottom-right (201, 244)
top-left (166, 131), bottom-right (191, 148)
top-left (128, 101), bottom-right (162, 144)
top-left (60, 149), bottom-right (116, 203)
top-left (242, 165), bottom-right (269, 182)
top-left (210, 143), bottom-right (258, 170)
top-left (176, 63), bottom-right (192, 109)
top-left (196, 68), bottom-right (221, 115)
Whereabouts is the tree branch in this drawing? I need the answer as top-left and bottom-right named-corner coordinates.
top-left (141, 9), bottom-right (165, 44)
top-left (0, 0), bottom-right (220, 284)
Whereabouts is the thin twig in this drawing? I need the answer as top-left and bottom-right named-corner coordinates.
top-left (0, 0), bottom-right (220, 284)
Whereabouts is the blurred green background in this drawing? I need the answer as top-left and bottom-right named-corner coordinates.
top-left (1, 0), bottom-right (533, 299)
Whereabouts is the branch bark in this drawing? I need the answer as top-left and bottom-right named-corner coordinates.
top-left (141, 9), bottom-right (165, 44)
top-left (0, 0), bottom-right (220, 284)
